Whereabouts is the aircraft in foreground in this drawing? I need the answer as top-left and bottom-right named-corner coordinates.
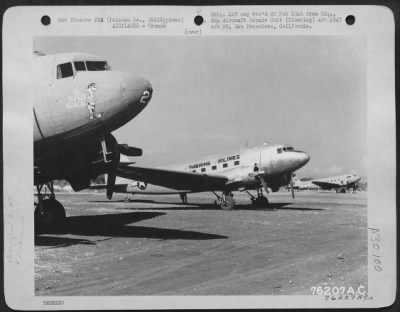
top-left (107, 143), bottom-right (310, 210)
top-left (310, 173), bottom-right (361, 193)
top-left (34, 51), bottom-right (153, 231)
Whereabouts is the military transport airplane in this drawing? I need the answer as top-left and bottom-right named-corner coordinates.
top-left (34, 51), bottom-right (153, 231)
top-left (106, 143), bottom-right (310, 210)
top-left (310, 173), bottom-right (361, 193)
top-left (291, 177), bottom-right (321, 191)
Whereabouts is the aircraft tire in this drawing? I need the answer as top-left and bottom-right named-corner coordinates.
top-left (35, 199), bottom-right (66, 233)
top-left (252, 196), bottom-right (269, 208)
top-left (220, 196), bottom-right (235, 210)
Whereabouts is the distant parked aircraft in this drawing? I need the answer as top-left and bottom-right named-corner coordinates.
top-left (291, 177), bottom-right (321, 191)
top-left (311, 173), bottom-right (361, 193)
top-left (291, 173), bottom-right (361, 193)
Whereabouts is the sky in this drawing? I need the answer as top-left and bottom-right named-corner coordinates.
top-left (35, 35), bottom-right (367, 177)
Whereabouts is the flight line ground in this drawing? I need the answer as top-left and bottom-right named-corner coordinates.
top-left (35, 191), bottom-right (367, 295)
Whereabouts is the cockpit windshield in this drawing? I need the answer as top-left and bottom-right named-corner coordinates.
top-left (73, 60), bottom-right (110, 72)
top-left (86, 61), bottom-right (110, 71)
top-left (277, 146), bottom-right (295, 153)
top-left (57, 62), bottom-right (74, 79)
top-left (74, 61), bottom-right (86, 71)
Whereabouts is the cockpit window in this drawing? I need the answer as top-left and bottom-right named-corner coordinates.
top-left (57, 62), bottom-right (74, 79)
top-left (279, 146), bottom-right (295, 153)
top-left (86, 61), bottom-right (109, 71)
top-left (74, 61), bottom-right (86, 71)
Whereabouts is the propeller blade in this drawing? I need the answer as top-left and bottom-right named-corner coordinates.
top-left (104, 138), bottom-right (142, 199)
top-left (106, 173), bottom-right (116, 200)
top-left (106, 145), bottom-right (121, 200)
top-left (290, 177), bottom-right (295, 199)
top-left (118, 144), bottom-right (142, 157)
top-left (259, 176), bottom-right (269, 194)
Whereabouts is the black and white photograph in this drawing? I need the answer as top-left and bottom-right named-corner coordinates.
top-left (3, 5), bottom-right (396, 310)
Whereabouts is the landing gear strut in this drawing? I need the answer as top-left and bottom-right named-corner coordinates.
top-left (34, 181), bottom-right (66, 233)
top-left (179, 193), bottom-right (188, 204)
top-left (247, 188), bottom-right (269, 208)
top-left (213, 191), bottom-right (235, 210)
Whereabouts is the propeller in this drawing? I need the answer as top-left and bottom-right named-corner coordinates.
top-left (289, 172), bottom-right (295, 199)
top-left (259, 176), bottom-right (269, 194)
top-left (105, 136), bottom-right (143, 200)
top-left (106, 144), bottom-right (120, 200)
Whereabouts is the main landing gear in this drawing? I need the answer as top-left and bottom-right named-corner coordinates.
top-left (246, 188), bottom-right (269, 208)
top-left (34, 181), bottom-right (66, 233)
top-left (213, 191), bottom-right (235, 210)
top-left (179, 193), bottom-right (188, 204)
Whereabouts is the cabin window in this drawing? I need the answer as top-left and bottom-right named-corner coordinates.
top-left (212, 166), bottom-right (217, 170)
top-left (223, 163), bottom-right (228, 168)
top-left (234, 160), bottom-right (240, 166)
top-left (86, 61), bottom-right (109, 71)
top-left (201, 168), bottom-right (206, 173)
top-left (286, 146), bottom-right (294, 151)
top-left (192, 170), bottom-right (196, 173)
top-left (56, 62), bottom-right (74, 79)
top-left (74, 61), bottom-right (86, 71)
top-left (277, 148), bottom-right (282, 154)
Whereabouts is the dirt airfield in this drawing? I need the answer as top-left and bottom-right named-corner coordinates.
top-left (35, 191), bottom-right (367, 295)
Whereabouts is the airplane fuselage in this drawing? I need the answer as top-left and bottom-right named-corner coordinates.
top-left (34, 52), bottom-right (153, 190)
top-left (161, 143), bottom-right (310, 192)
top-left (34, 52), bottom-right (152, 144)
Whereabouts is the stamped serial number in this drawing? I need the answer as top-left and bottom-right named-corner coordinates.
top-left (43, 300), bottom-right (64, 305)
top-left (310, 285), bottom-right (366, 296)
top-left (369, 227), bottom-right (383, 272)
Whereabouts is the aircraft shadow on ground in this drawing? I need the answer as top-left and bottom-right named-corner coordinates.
top-left (35, 236), bottom-right (110, 248)
top-left (35, 212), bottom-right (227, 247)
top-left (111, 201), bottom-right (324, 212)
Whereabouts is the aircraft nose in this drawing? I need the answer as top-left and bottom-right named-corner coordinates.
top-left (294, 151), bottom-right (310, 169)
top-left (121, 74), bottom-right (153, 108)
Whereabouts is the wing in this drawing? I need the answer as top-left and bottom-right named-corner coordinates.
top-left (312, 181), bottom-right (340, 189)
top-left (89, 183), bottom-right (191, 195)
top-left (116, 165), bottom-right (228, 192)
top-left (89, 183), bottom-right (130, 193)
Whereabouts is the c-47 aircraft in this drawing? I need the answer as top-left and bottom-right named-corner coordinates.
top-left (34, 51), bottom-right (153, 231)
top-left (291, 177), bottom-right (321, 191)
top-left (311, 173), bottom-right (361, 193)
top-left (111, 143), bottom-right (310, 210)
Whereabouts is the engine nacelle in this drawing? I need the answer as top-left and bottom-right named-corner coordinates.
top-left (268, 173), bottom-right (292, 192)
